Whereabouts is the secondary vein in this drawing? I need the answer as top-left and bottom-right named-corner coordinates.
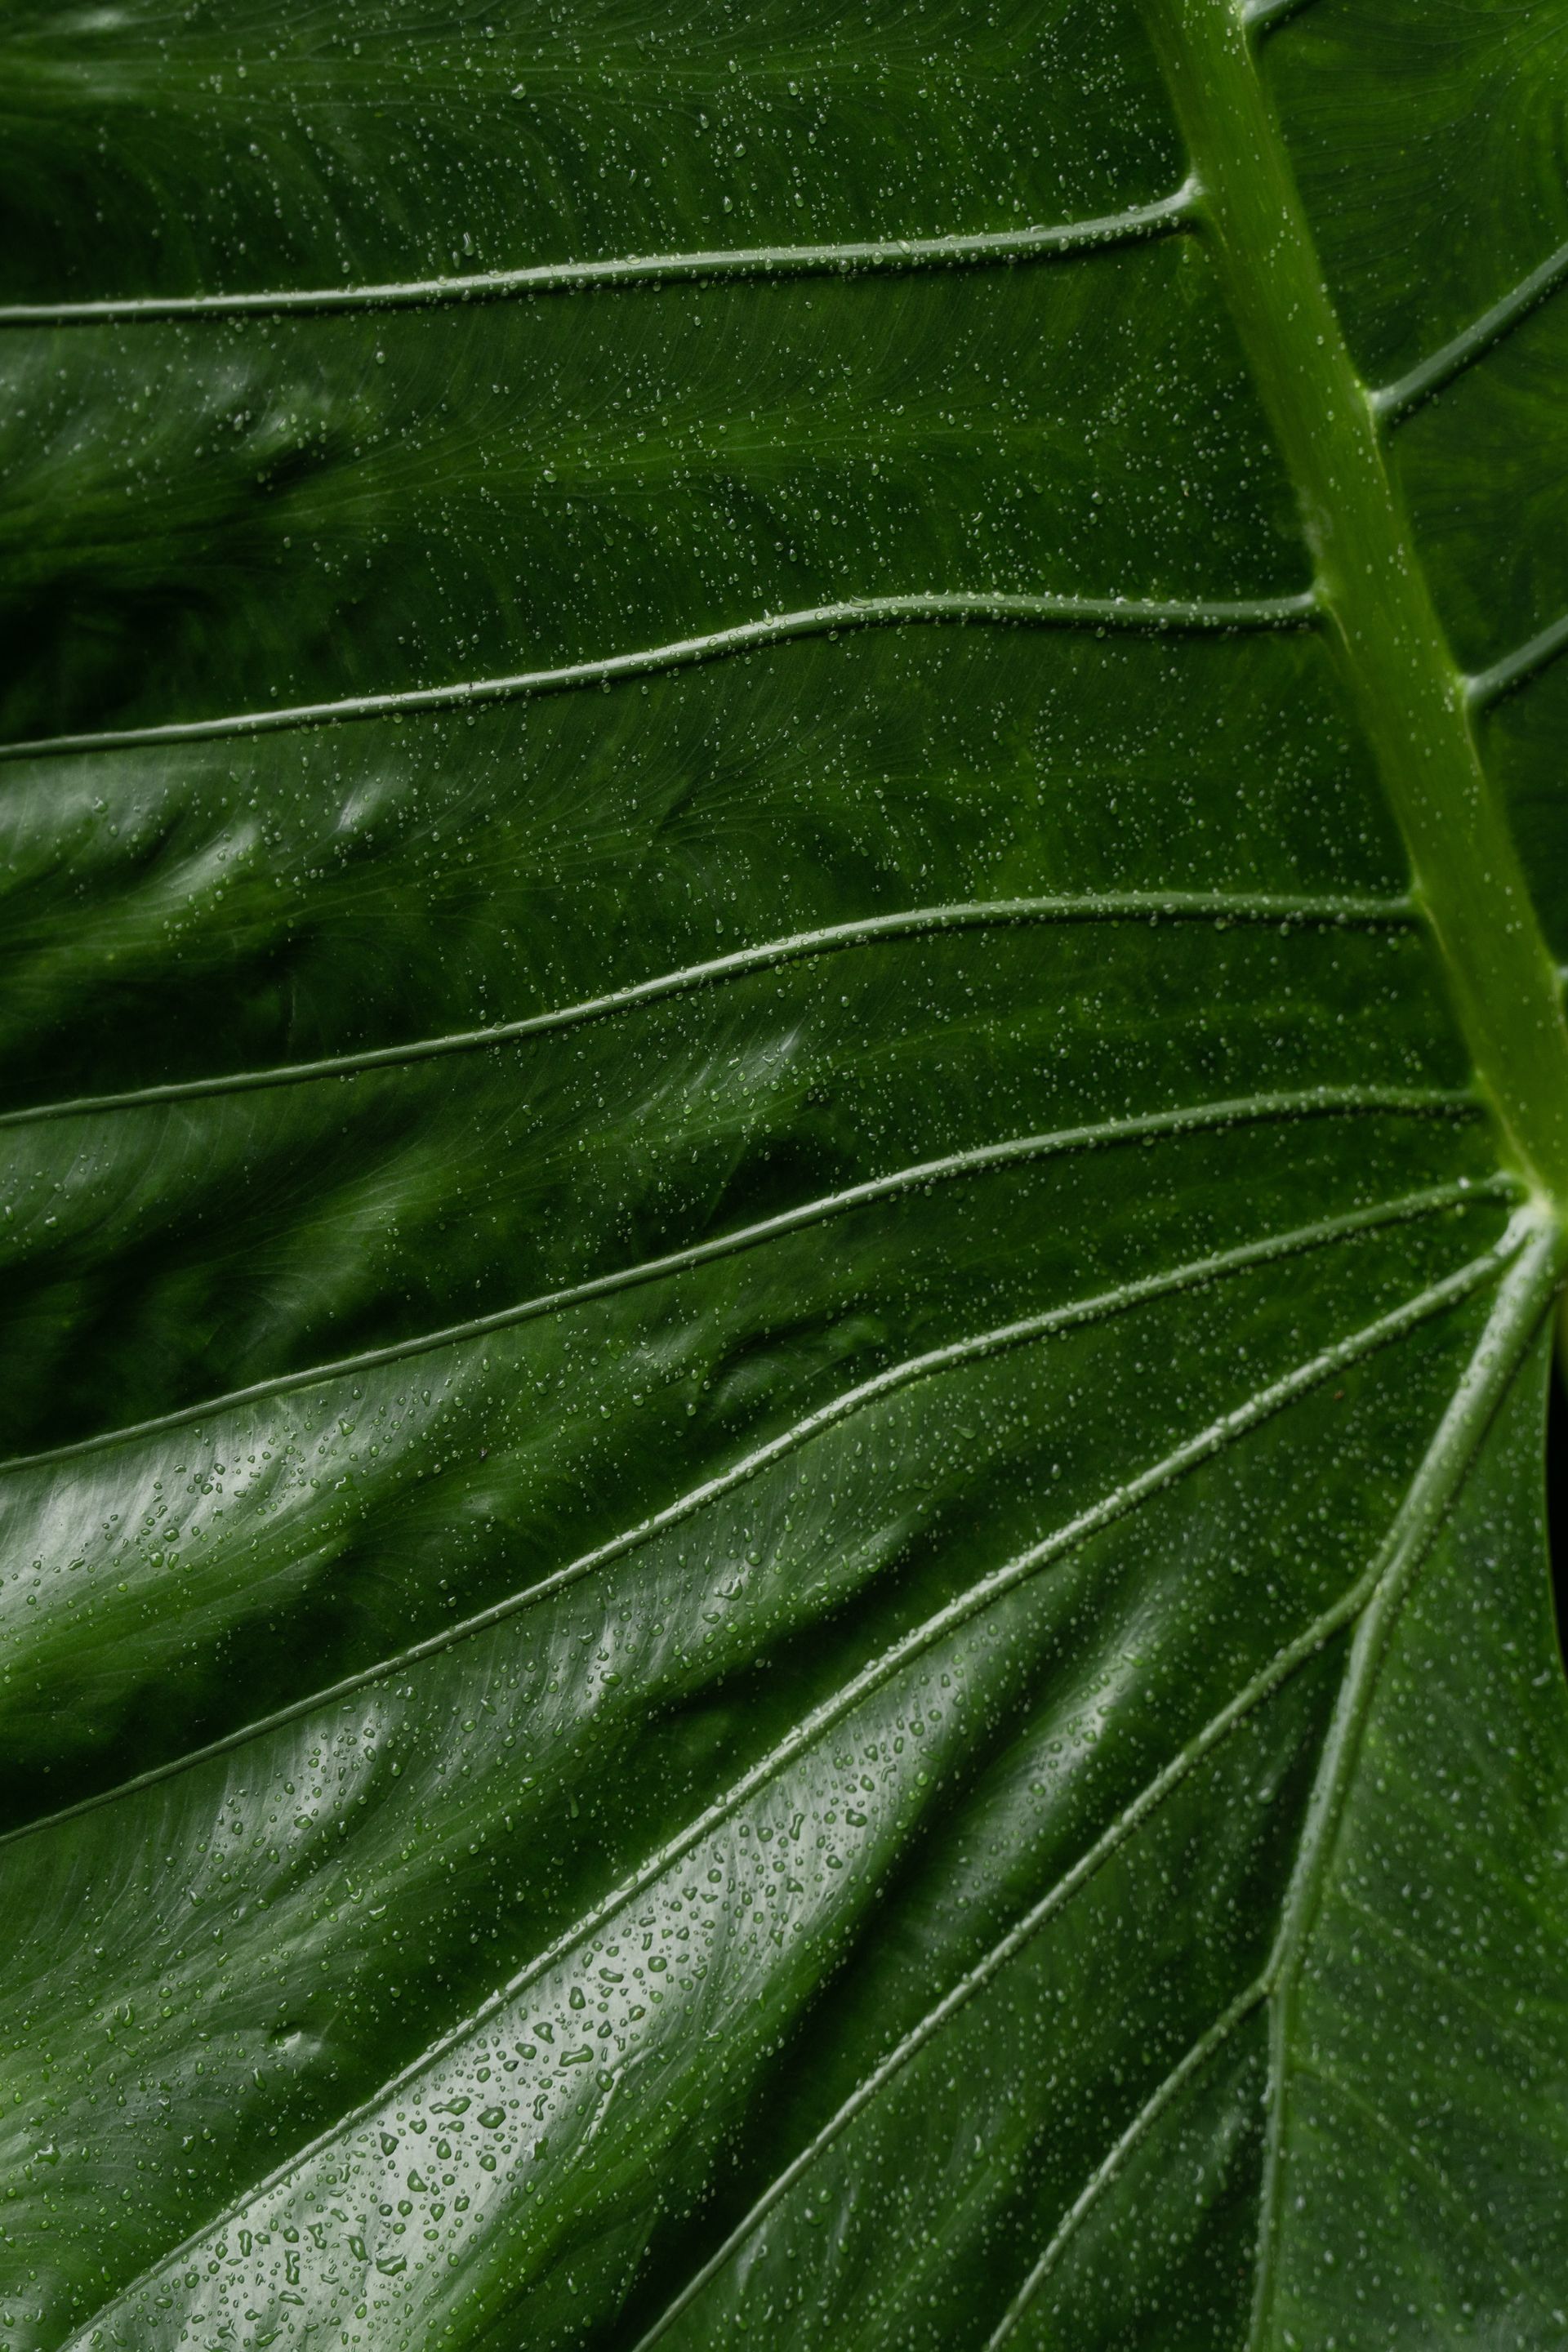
top-left (0, 891), bottom-right (1416, 1129)
top-left (1466, 608), bottom-right (1568, 712)
top-left (0, 592), bottom-right (1320, 764)
top-left (1242, 0), bottom-right (1322, 29)
top-left (1144, 0), bottom-right (1568, 1233)
top-left (0, 186), bottom-right (1197, 328)
top-left (986, 1980), bottom-right (1269, 2348)
top-left (1247, 1214), bottom-right (1562, 2345)
top-left (1292, 2060), bottom-right (1559, 2311)
top-left (1372, 233), bottom-right (1568, 427)
top-left (0, 1087), bottom-right (1471, 1477)
top-left (627, 1205), bottom-right (1531, 2350)
top-left (76, 1234), bottom-right (1516, 2320)
top-left (2, 1177), bottom-right (1498, 1851)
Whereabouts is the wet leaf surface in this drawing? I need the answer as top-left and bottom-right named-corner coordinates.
top-left (3, 2), bottom-right (1568, 2345)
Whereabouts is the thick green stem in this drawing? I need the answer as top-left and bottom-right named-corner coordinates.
top-left (1144, 0), bottom-right (1568, 1216)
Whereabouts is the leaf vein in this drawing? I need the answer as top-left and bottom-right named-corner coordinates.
top-left (985, 1979), bottom-right (1269, 2350)
top-left (630, 1208), bottom-right (1536, 2348)
top-left (0, 1088), bottom-right (1477, 1477)
top-left (2, 1177), bottom-right (1499, 1851)
top-left (0, 592), bottom-right (1320, 764)
top-left (1373, 233), bottom-right (1568, 428)
top-left (0, 893), bottom-right (1415, 1130)
top-left (1465, 608), bottom-right (1568, 712)
top-left (1249, 1216), bottom-right (1562, 2345)
top-left (82, 1229), bottom-right (1521, 2317)
top-left (0, 187), bottom-right (1197, 330)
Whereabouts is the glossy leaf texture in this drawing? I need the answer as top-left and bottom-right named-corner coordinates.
top-left (3, 1), bottom-right (1568, 2346)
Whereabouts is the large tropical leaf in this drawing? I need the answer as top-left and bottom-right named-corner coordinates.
top-left (4, 0), bottom-right (1568, 2344)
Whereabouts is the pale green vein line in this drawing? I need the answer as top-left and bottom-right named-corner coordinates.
top-left (0, 186), bottom-right (1197, 329)
top-left (1243, 0), bottom-right (1321, 32)
top-left (79, 1231), bottom-right (1521, 2311)
top-left (986, 1979), bottom-right (1270, 2350)
top-left (1147, 0), bottom-right (1568, 1204)
top-left (1372, 236), bottom-right (1568, 427)
top-left (1248, 1214), bottom-right (1563, 2349)
top-left (2, 1178), bottom-right (1501, 1852)
top-left (626, 1192), bottom-right (1523, 2350)
top-left (0, 591), bottom-right (1321, 764)
top-left (1465, 610), bottom-right (1568, 712)
top-left (0, 892), bottom-right (1417, 1129)
top-left (0, 1088), bottom-right (1477, 1477)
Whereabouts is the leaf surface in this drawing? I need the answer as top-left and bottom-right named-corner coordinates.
top-left (3, 2), bottom-right (1568, 2346)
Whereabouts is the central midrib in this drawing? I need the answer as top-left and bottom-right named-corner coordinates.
top-left (1138, 2), bottom-right (1568, 2345)
top-left (1144, 0), bottom-right (1568, 1222)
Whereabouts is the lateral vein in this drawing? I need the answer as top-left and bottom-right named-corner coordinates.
top-left (1372, 234), bottom-right (1568, 427)
top-left (0, 187), bottom-right (1196, 328)
top-left (986, 1980), bottom-right (1269, 2349)
top-left (76, 1231), bottom-right (1521, 2310)
top-left (1465, 608), bottom-right (1568, 712)
top-left (2, 1178), bottom-right (1501, 1850)
top-left (628, 1209), bottom-right (1530, 2350)
top-left (1292, 2058), bottom-right (1561, 2309)
top-left (1143, 0), bottom-right (1568, 1270)
top-left (0, 1088), bottom-right (1478, 1477)
top-left (1242, 0), bottom-right (1321, 30)
top-left (1248, 1214), bottom-right (1562, 2346)
top-left (0, 892), bottom-right (1417, 1129)
top-left (0, 592), bottom-right (1320, 764)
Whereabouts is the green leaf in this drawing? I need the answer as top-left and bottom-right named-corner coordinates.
top-left (3, 0), bottom-right (1567, 2345)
